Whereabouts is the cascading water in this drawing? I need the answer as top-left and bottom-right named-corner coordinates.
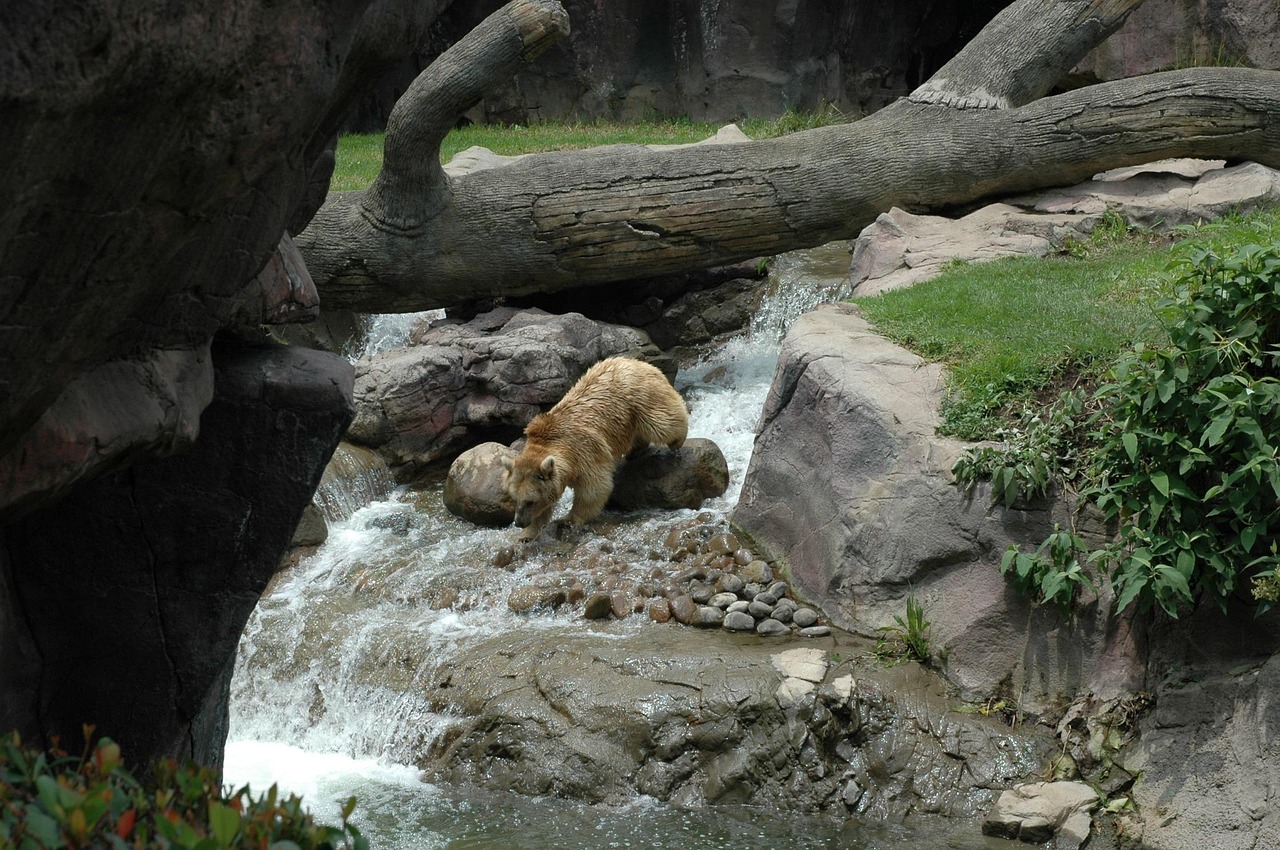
top-left (226, 243), bottom-right (999, 848)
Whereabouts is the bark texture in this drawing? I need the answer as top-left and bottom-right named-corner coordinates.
top-left (298, 0), bottom-right (1280, 313)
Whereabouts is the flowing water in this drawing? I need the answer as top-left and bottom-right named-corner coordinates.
top-left (224, 244), bottom-right (1002, 848)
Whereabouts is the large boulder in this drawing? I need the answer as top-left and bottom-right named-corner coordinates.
top-left (0, 342), bottom-right (354, 769)
top-left (347, 308), bottom-right (669, 475)
top-left (732, 303), bottom-right (1143, 714)
top-left (609, 438), bottom-right (730, 511)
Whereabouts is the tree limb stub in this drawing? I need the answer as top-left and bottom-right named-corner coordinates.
top-left (910, 0), bottom-right (1145, 109)
top-left (297, 0), bottom-right (1280, 314)
top-left (361, 0), bottom-right (570, 231)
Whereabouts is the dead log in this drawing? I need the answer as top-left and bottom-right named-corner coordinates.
top-left (297, 0), bottom-right (1280, 313)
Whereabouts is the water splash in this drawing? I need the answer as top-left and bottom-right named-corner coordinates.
top-left (352, 310), bottom-right (445, 361)
top-left (228, 243), bottom-right (865, 843)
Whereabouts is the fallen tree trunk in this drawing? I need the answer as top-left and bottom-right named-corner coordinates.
top-left (297, 0), bottom-right (1280, 313)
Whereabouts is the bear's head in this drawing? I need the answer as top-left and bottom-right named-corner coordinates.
top-left (500, 452), bottom-right (564, 536)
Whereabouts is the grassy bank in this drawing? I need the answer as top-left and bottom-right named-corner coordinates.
top-left (854, 209), bottom-right (1280, 439)
top-left (330, 109), bottom-right (851, 192)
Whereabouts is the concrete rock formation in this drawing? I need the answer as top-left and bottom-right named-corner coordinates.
top-left (347, 308), bottom-right (669, 476)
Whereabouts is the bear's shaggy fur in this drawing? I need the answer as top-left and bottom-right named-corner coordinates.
top-left (501, 357), bottom-right (688, 541)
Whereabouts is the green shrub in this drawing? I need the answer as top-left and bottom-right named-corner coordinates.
top-left (974, 241), bottom-right (1280, 616)
top-left (1088, 242), bottom-right (1280, 615)
top-left (0, 730), bottom-right (366, 850)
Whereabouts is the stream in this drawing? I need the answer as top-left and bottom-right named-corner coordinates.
top-left (223, 244), bottom-right (1006, 848)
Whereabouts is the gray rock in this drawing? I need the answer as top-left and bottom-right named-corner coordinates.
top-left (748, 600), bottom-right (775, 619)
top-left (610, 438), bottom-right (730, 512)
top-left (756, 618), bottom-right (789, 637)
top-left (799, 626), bottom-right (832, 638)
top-left (583, 592), bottom-right (612, 620)
top-left (726, 600), bottom-right (751, 615)
top-left (982, 782), bottom-right (1098, 848)
top-left (1075, 1), bottom-right (1279, 88)
top-left (732, 303), bottom-right (1139, 715)
top-left (743, 559), bottom-right (773, 584)
top-left (695, 606), bottom-right (726, 628)
top-left (771, 648), bottom-right (828, 683)
top-left (770, 602), bottom-right (795, 624)
top-left (723, 611), bottom-right (756, 631)
top-left (443, 442), bottom-right (517, 527)
top-left (290, 501), bottom-right (328, 548)
top-left (718, 574), bottom-right (746, 595)
top-left (0, 344), bottom-right (354, 768)
top-left (792, 608), bottom-right (820, 629)
top-left (850, 163), bottom-right (1280, 300)
top-left (766, 581), bottom-right (790, 600)
top-left (709, 592), bottom-right (740, 609)
top-left (689, 582), bottom-right (715, 604)
top-left (349, 308), bottom-right (662, 474)
top-left (754, 592), bottom-right (778, 607)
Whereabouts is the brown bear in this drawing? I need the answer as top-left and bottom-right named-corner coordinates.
top-left (500, 356), bottom-right (689, 541)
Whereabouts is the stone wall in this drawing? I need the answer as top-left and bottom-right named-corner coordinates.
top-left (346, 0), bottom-right (1279, 131)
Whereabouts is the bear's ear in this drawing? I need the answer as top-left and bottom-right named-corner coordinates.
top-left (500, 454), bottom-right (514, 472)
top-left (539, 455), bottom-right (557, 477)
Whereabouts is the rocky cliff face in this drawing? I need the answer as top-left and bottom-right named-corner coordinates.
top-left (346, 0), bottom-right (1011, 128)
top-left (0, 0), bottom-right (437, 766)
top-left (346, 0), bottom-right (1279, 130)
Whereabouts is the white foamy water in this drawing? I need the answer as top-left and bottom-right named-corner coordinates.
top-left (227, 243), bottom-right (864, 847)
top-left (353, 310), bottom-right (445, 361)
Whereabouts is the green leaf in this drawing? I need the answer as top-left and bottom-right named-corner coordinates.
top-left (1122, 431), bottom-right (1138, 463)
top-left (1242, 526), bottom-right (1258, 553)
top-left (1202, 413), bottom-right (1232, 447)
top-left (24, 809), bottom-right (61, 846)
top-left (1114, 575), bottom-right (1148, 613)
top-left (1156, 565), bottom-right (1193, 604)
top-left (209, 801), bottom-right (240, 847)
top-left (1151, 471), bottom-right (1170, 498)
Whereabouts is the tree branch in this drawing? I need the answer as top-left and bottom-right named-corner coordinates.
top-left (361, 0), bottom-right (570, 231)
top-left (909, 0), bottom-right (1145, 108)
top-left (295, 0), bottom-right (1280, 314)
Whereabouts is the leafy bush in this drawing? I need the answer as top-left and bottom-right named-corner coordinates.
top-left (0, 730), bottom-right (366, 850)
top-left (970, 241), bottom-right (1280, 616)
top-left (1088, 242), bottom-right (1280, 615)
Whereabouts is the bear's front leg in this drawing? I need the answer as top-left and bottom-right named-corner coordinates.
top-left (566, 475), bottom-right (614, 529)
top-left (517, 503), bottom-right (555, 542)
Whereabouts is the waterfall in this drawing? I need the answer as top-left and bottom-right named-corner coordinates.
top-left (227, 244), bottom-right (869, 847)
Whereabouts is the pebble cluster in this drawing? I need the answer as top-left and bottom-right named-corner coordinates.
top-left (506, 516), bottom-right (831, 638)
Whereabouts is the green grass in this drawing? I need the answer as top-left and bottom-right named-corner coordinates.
top-left (853, 209), bottom-right (1280, 439)
top-left (329, 107), bottom-right (852, 192)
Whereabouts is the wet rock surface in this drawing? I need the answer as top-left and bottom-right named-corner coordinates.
top-left (499, 514), bottom-right (827, 639)
top-left (421, 626), bottom-right (1051, 817)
